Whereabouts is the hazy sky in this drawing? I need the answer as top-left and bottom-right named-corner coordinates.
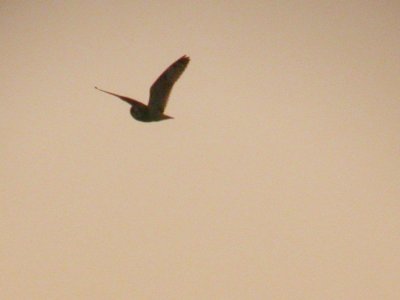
top-left (1, 1), bottom-right (399, 299)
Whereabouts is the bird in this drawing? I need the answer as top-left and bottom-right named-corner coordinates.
top-left (95, 55), bottom-right (190, 122)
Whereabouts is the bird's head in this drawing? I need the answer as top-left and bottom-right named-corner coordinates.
top-left (130, 105), bottom-right (149, 121)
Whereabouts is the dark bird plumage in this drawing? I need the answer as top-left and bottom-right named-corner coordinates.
top-left (95, 55), bottom-right (190, 122)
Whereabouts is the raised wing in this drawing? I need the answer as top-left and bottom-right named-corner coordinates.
top-left (95, 87), bottom-right (145, 107)
top-left (148, 55), bottom-right (190, 114)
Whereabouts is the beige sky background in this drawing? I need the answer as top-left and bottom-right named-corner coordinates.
top-left (1, 1), bottom-right (399, 299)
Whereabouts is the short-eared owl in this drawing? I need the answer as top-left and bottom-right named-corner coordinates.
top-left (95, 55), bottom-right (190, 122)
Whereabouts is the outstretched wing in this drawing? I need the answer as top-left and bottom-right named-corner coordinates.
top-left (95, 87), bottom-right (145, 107)
top-left (148, 55), bottom-right (190, 114)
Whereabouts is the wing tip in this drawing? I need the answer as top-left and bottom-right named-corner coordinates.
top-left (180, 54), bottom-right (190, 63)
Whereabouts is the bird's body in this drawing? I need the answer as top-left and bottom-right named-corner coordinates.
top-left (95, 55), bottom-right (190, 122)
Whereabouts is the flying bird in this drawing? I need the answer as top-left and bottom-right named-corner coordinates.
top-left (95, 55), bottom-right (190, 122)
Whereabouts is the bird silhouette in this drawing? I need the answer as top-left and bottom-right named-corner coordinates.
top-left (95, 55), bottom-right (190, 122)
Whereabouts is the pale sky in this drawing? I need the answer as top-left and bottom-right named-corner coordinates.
top-left (1, 1), bottom-right (400, 299)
